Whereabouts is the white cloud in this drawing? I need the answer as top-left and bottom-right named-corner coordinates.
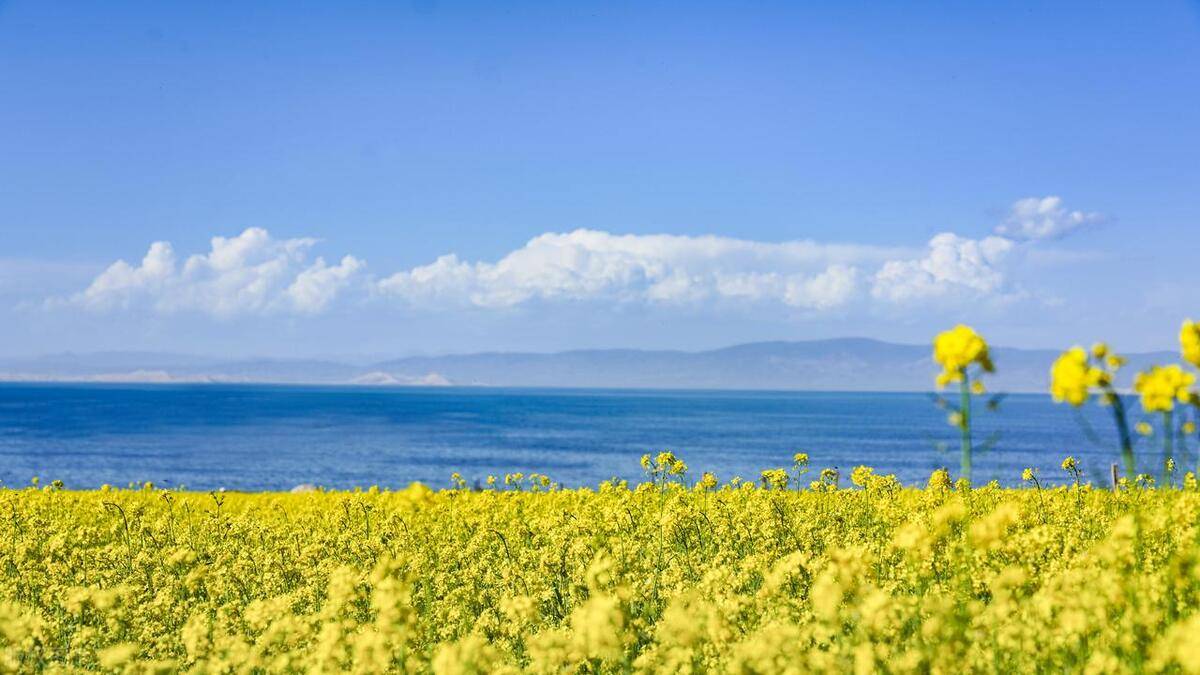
top-left (994, 196), bottom-right (1102, 240)
top-left (376, 229), bottom-right (893, 310)
top-left (62, 197), bottom-right (1104, 320)
top-left (871, 233), bottom-right (1014, 303)
top-left (72, 228), bottom-right (365, 317)
top-left (286, 255), bottom-right (365, 314)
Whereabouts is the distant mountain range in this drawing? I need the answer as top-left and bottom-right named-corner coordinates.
top-left (0, 339), bottom-right (1180, 392)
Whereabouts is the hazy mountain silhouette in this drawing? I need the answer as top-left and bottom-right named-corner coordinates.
top-left (1, 338), bottom-right (1179, 392)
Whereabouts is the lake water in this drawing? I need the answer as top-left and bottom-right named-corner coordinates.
top-left (0, 383), bottom-right (1181, 491)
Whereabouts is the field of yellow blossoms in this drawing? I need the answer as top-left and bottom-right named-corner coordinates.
top-left (3, 469), bottom-right (1200, 673)
top-left (2, 320), bottom-right (1200, 672)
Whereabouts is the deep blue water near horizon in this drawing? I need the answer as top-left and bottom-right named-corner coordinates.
top-left (0, 384), bottom-right (1184, 491)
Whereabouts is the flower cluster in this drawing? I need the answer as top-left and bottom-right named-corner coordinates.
top-left (759, 468), bottom-right (789, 490)
top-left (1133, 365), bottom-right (1196, 413)
top-left (1182, 319), bottom-right (1200, 369)
top-left (640, 451), bottom-right (688, 482)
top-left (932, 324), bottom-right (994, 387)
top-left (1049, 346), bottom-right (1113, 406)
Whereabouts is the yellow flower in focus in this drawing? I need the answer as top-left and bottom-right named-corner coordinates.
top-left (1061, 456), bottom-right (1078, 473)
top-left (1136, 421), bottom-right (1153, 436)
top-left (1133, 365), bottom-right (1196, 413)
top-left (932, 324), bottom-right (993, 387)
top-left (792, 452), bottom-right (809, 466)
top-left (850, 465), bottom-right (875, 488)
top-left (1021, 468), bottom-right (1035, 482)
top-left (927, 468), bottom-right (952, 490)
top-left (760, 468), bottom-right (788, 490)
top-left (655, 451), bottom-right (677, 470)
top-left (698, 471), bottom-right (718, 490)
top-left (1182, 319), bottom-right (1200, 368)
top-left (1050, 347), bottom-right (1106, 407)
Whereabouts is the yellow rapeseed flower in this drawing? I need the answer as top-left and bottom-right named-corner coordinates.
top-left (926, 468), bottom-right (952, 490)
top-left (850, 466), bottom-right (875, 488)
top-left (1136, 421), bottom-right (1153, 436)
top-left (932, 324), bottom-right (993, 387)
top-left (1050, 346), bottom-right (1107, 406)
top-left (1133, 365), bottom-right (1196, 413)
top-left (760, 469), bottom-right (789, 490)
top-left (1182, 320), bottom-right (1200, 368)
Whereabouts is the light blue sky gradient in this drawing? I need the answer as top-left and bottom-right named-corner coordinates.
top-left (1, 1), bottom-right (1197, 357)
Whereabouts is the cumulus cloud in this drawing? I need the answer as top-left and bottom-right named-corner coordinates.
top-left (62, 198), bottom-right (1103, 320)
top-left (376, 230), bottom-right (891, 310)
top-left (71, 228), bottom-right (364, 317)
top-left (871, 233), bottom-right (1014, 303)
top-left (994, 196), bottom-right (1103, 240)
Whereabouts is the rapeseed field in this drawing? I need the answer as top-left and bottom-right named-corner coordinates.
top-left (4, 472), bottom-right (1200, 673)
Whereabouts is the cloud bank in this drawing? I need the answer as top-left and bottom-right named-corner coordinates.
top-left (58, 196), bottom-right (1098, 319)
top-left (376, 230), bottom-right (891, 310)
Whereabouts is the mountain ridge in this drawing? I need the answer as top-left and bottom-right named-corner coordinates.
top-left (0, 339), bottom-right (1181, 393)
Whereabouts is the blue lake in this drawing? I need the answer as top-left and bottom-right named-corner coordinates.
top-left (0, 383), bottom-right (1183, 491)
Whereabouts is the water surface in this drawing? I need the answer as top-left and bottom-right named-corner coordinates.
top-left (0, 384), bottom-right (1176, 490)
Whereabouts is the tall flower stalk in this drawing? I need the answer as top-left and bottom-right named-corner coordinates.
top-left (1051, 344), bottom-right (1135, 479)
top-left (1134, 364), bottom-right (1195, 486)
top-left (1181, 320), bottom-right (1200, 470)
top-left (932, 325), bottom-right (994, 484)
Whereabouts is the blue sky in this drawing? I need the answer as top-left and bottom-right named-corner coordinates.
top-left (1, 0), bottom-right (1198, 357)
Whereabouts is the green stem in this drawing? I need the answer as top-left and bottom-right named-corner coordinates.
top-left (959, 374), bottom-right (972, 484)
top-left (1108, 389), bottom-right (1136, 480)
top-left (1163, 409), bottom-right (1174, 487)
top-left (1194, 405), bottom-right (1200, 477)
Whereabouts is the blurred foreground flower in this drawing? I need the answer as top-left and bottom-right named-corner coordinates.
top-left (1050, 343), bottom-right (1136, 480)
top-left (932, 325), bottom-right (995, 484)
